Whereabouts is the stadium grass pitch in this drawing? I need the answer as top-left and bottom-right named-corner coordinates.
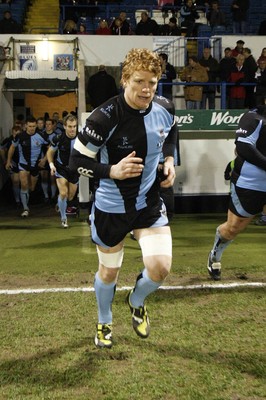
top-left (0, 207), bottom-right (265, 399)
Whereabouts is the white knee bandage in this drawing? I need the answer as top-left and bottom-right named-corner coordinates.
top-left (139, 234), bottom-right (172, 257)
top-left (97, 247), bottom-right (124, 268)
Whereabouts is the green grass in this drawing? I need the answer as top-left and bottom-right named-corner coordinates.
top-left (0, 208), bottom-right (265, 399)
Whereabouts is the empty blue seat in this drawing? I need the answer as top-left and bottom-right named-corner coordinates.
top-left (212, 26), bottom-right (227, 35)
top-left (197, 24), bottom-right (212, 37)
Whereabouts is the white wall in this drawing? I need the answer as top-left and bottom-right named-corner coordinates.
top-left (1, 34), bottom-right (265, 69)
top-left (174, 138), bottom-right (235, 195)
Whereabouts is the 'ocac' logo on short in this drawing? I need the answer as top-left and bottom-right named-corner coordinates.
top-left (78, 167), bottom-right (94, 178)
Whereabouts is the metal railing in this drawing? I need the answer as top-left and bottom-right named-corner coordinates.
top-left (157, 81), bottom-right (257, 109)
top-left (29, 27), bottom-right (59, 34)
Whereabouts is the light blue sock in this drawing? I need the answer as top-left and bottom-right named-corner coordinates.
top-left (130, 269), bottom-right (162, 308)
top-left (261, 213), bottom-right (266, 222)
top-left (41, 182), bottom-right (49, 198)
top-left (51, 184), bottom-right (57, 198)
top-left (210, 227), bottom-right (233, 262)
top-left (13, 186), bottom-right (20, 203)
top-left (94, 272), bottom-right (116, 324)
top-left (58, 195), bottom-right (67, 220)
top-left (20, 189), bottom-right (29, 210)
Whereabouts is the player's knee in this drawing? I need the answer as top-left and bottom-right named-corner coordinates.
top-left (139, 234), bottom-right (172, 281)
top-left (147, 255), bottom-right (172, 281)
top-left (97, 247), bottom-right (124, 269)
top-left (224, 223), bottom-right (244, 239)
top-left (59, 190), bottom-right (68, 198)
top-left (99, 265), bottom-right (119, 283)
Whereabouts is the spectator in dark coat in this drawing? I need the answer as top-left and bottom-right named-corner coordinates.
top-left (206, 0), bottom-right (226, 30)
top-left (180, 0), bottom-right (199, 37)
top-left (219, 48), bottom-right (235, 82)
top-left (158, 53), bottom-right (177, 100)
top-left (159, 17), bottom-right (181, 36)
top-left (254, 60), bottom-right (266, 107)
top-left (0, 10), bottom-right (21, 33)
top-left (243, 47), bottom-right (258, 108)
top-left (87, 65), bottom-right (118, 109)
top-left (135, 11), bottom-right (159, 35)
top-left (118, 11), bottom-right (131, 35)
top-left (199, 47), bottom-right (220, 109)
top-left (231, 0), bottom-right (249, 35)
top-left (219, 47), bottom-right (235, 107)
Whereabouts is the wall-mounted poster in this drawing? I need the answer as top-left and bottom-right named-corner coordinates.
top-left (19, 44), bottom-right (37, 70)
top-left (54, 54), bottom-right (73, 71)
top-left (19, 55), bottom-right (37, 70)
top-left (20, 45), bottom-right (36, 54)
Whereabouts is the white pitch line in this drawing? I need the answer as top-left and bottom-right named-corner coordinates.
top-left (0, 282), bottom-right (265, 295)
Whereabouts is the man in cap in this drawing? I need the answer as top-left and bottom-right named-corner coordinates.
top-left (231, 40), bottom-right (245, 58)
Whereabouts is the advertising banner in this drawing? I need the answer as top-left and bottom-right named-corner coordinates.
top-left (175, 110), bottom-right (245, 131)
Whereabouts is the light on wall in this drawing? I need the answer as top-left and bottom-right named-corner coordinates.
top-left (42, 36), bottom-right (49, 61)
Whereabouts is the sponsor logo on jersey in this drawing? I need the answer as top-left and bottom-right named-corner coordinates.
top-left (100, 104), bottom-right (114, 119)
top-left (85, 127), bottom-right (103, 142)
top-left (118, 136), bottom-right (133, 150)
top-left (77, 167), bottom-right (94, 178)
top-left (236, 127), bottom-right (248, 135)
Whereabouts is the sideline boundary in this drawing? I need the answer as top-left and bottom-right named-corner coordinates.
top-left (0, 282), bottom-right (265, 295)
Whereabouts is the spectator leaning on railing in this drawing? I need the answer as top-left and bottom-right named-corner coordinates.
top-left (180, 55), bottom-right (208, 110)
top-left (228, 53), bottom-right (247, 109)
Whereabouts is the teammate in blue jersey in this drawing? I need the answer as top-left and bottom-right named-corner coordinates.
top-left (47, 113), bottom-right (79, 228)
top-left (0, 125), bottom-right (21, 206)
top-left (6, 116), bottom-right (49, 217)
top-left (39, 118), bottom-right (57, 203)
top-left (70, 48), bottom-right (178, 348)
top-left (207, 104), bottom-right (266, 280)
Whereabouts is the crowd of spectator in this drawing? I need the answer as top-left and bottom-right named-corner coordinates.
top-left (0, 1), bottom-right (265, 112)
top-left (178, 40), bottom-right (266, 110)
top-left (0, 0), bottom-right (264, 36)
top-left (58, 0), bottom-right (265, 37)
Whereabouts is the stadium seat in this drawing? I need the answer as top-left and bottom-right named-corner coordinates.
top-left (197, 24), bottom-right (212, 37)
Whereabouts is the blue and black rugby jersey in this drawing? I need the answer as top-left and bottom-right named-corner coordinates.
top-left (0, 135), bottom-right (19, 166)
top-left (12, 131), bottom-right (49, 168)
top-left (232, 109), bottom-right (266, 192)
top-left (40, 131), bottom-right (56, 157)
top-left (70, 93), bottom-right (178, 214)
top-left (50, 131), bottom-right (76, 168)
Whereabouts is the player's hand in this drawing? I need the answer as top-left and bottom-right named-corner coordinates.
top-left (110, 151), bottom-right (144, 180)
top-left (159, 158), bottom-right (176, 188)
top-left (5, 161), bottom-right (11, 170)
top-left (38, 158), bottom-right (46, 169)
top-left (49, 162), bottom-right (57, 176)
